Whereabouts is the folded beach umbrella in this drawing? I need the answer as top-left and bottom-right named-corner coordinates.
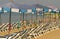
top-left (26, 9), bottom-right (32, 20)
top-left (3, 7), bottom-right (11, 31)
top-left (25, 9), bottom-right (32, 24)
top-left (19, 9), bottom-right (27, 20)
top-left (12, 8), bottom-right (20, 29)
top-left (32, 8), bottom-right (37, 15)
top-left (19, 9), bottom-right (27, 23)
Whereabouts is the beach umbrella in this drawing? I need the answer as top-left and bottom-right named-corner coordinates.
top-left (37, 8), bottom-right (43, 24)
top-left (48, 9), bottom-right (52, 22)
top-left (36, 8), bottom-right (43, 22)
top-left (26, 9), bottom-right (32, 25)
top-left (20, 9), bottom-right (27, 25)
top-left (11, 8), bottom-right (19, 30)
top-left (0, 7), bottom-right (3, 25)
top-left (36, 8), bottom-right (41, 23)
top-left (51, 9), bottom-right (57, 22)
top-left (32, 8), bottom-right (36, 13)
top-left (56, 9), bottom-right (59, 19)
top-left (58, 9), bottom-right (60, 18)
top-left (43, 8), bottom-right (49, 23)
top-left (32, 8), bottom-right (36, 23)
top-left (3, 7), bottom-right (11, 31)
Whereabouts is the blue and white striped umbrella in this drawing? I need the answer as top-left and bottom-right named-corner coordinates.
top-left (3, 7), bottom-right (10, 13)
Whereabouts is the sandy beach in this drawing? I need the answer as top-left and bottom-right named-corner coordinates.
top-left (36, 28), bottom-right (60, 39)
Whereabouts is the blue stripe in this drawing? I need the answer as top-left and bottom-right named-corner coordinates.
top-left (20, 9), bottom-right (27, 13)
top-left (3, 7), bottom-right (10, 12)
top-left (32, 8), bottom-right (36, 12)
top-left (43, 8), bottom-right (49, 13)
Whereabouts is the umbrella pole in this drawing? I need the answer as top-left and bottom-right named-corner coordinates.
top-left (23, 13), bottom-right (24, 25)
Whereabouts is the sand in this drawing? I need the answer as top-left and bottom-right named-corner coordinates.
top-left (36, 29), bottom-right (60, 39)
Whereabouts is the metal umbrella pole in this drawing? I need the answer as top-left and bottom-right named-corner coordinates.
top-left (22, 12), bottom-right (24, 26)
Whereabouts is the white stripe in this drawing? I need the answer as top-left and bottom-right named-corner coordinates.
top-left (56, 10), bottom-right (59, 13)
top-left (36, 8), bottom-right (43, 12)
top-left (11, 8), bottom-right (19, 12)
top-left (53, 8), bottom-right (58, 12)
top-left (0, 7), bottom-right (2, 10)
top-left (49, 9), bottom-right (52, 12)
top-left (20, 12), bottom-right (21, 14)
top-left (4, 10), bottom-right (7, 12)
top-left (53, 9), bottom-right (57, 12)
top-left (32, 12), bottom-right (34, 14)
top-left (27, 9), bottom-right (32, 13)
top-left (36, 8), bottom-right (40, 11)
top-left (37, 13), bottom-right (40, 15)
